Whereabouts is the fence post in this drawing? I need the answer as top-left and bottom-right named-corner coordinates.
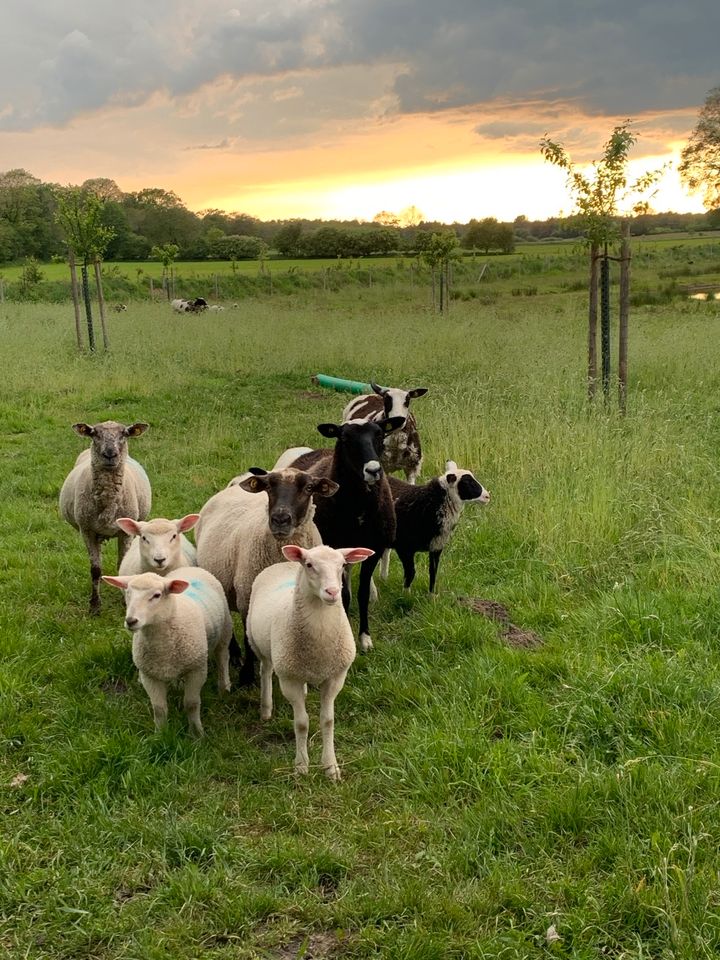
top-left (588, 244), bottom-right (599, 401)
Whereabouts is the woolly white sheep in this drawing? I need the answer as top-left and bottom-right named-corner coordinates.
top-left (195, 467), bottom-right (338, 684)
top-left (102, 566), bottom-right (232, 736)
top-left (247, 543), bottom-right (374, 780)
top-left (59, 420), bottom-right (151, 613)
top-left (116, 514), bottom-right (200, 576)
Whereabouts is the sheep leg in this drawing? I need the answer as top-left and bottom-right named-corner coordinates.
top-left (139, 671), bottom-right (169, 731)
top-left (428, 550), bottom-right (442, 593)
top-left (318, 671), bottom-right (348, 781)
top-left (83, 532), bottom-right (103, 614)
top-left (357, 552), bottom-right (381, 652)
top-left (278, 676), bottom-right (310, 774)
top-left (379, 548), bottom-right (392, 580)
top-left (237, 627), bottom-right (257, 686)
top-left (341, 567), bottom-right (352, 613)
top-left (259, 657), bottom-right (274, 721)
top-left (398, 550), bottom-right (416, 590)
top-left (216, 631), bottom-right (231, 694)
top-left (183, 665), bottom-right (208, 738)
top-left (116, 530), bottom-right (131, 566)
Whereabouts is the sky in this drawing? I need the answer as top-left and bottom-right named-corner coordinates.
top-left (1, 0), bottom-right (718, 223)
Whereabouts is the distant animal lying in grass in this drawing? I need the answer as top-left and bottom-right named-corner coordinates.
top-left (171, 297), bottom-right (208, 313)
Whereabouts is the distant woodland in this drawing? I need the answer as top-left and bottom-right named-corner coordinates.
top-left (1, 168), bottom-right (718, 264)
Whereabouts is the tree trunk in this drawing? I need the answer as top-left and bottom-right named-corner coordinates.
top-left (81, 261), bottom-right (95, 352)
top-left (68, 252), bottom-right (83, 350)
top-left (588, 244), bottom-right (599, 401)
top-left (618, 222), bottom-right (631, 414)
top-left (94, 259), bottom-right (110, 351)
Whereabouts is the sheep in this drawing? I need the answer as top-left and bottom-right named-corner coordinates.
top-left (288, 416), bottom-right (404, 652)
top-left (381, 460), bottom-right (490, 592)
top-left (195, 467), bottom-right (339, 684)
top-left (114, 303), bottom-right (127, 312)
top-left (59, 420), bottom-right (151, 613)
top-left (116, 514), bottom-right (200, 576)
top-left (207, 304), bottom-right (225, 312)
top-left (247, 543), bottom-right (374, 780)
top-left (171, 297), bottom-right (208, 313)
top-left (342, 381), bottom-right (428, 483)
top-left (102, 567), bottom-right (232, 736)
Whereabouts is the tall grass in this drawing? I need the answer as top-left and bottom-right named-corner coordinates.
top-left (2, 286), bottom-right (720, 958)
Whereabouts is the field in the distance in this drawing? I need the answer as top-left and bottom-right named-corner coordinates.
top-left (3, 282), bottom-right (720, 958)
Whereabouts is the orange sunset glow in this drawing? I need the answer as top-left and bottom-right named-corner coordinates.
top-left (0, 3), bottom-right (715, 223)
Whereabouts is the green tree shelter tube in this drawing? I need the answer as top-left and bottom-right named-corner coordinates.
top-left (311, 374), bottom-right (377, 394)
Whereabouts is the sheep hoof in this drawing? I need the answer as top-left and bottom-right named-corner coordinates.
top-left (295, 762), bottom-right (309, 776)
top-left (324, 765), bottom-right (341, 782)
top-left (359, 632), bottom-right (373, 652)
top-left (260, 710), bottom-right (272, 721)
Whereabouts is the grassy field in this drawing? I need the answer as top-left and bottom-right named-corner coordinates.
top-left (3, 280), bottom-right (720, 958)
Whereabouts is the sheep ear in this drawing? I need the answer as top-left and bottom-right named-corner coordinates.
top-left (166, 579), bottom-right (189, 594)
top-left (317, 423), bottom-right (341, 438)
top-left (102, 575), bottom-right (130, 590)
top-left (176, 514), bottom-right (200, 532)
top-left (311, 478), bottom-right (339, 498)
top-left (282, 545), bottom-right (305, 563)
top-left (341, 547), bottom-right (375, 564)
top-left (125, 422), bottom-right (149, 437)
top-left (383, 416), bottom-right (405, 434)
top-left (237, 473), bottom-right (269, 494)
top-left (73, 422), bottom-right (95, 437)
top-left (408, 387), bottom-right (428, 399)
top-left (446, 474), bottom-right (457, 485)
top-left (247, 467), bottom-right (268, 476)
top-left (116, 517), bottom-right (142, 536)
top-left (445, 460), bottom-right (458, 473)
top-left (370, 381), bottom-right (386, 396)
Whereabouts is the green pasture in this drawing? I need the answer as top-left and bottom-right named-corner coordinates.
top-left (3, 279), bottom-right (720, 958)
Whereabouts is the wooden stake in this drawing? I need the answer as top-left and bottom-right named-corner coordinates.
top-left (618, 221), bottom-right (631, 414)
top-left (94, 259), bottom-right (110, 351)
top-left (68, 251), bottom-right (83, 350)
top-left (588, 243), bottom-right (599, 401)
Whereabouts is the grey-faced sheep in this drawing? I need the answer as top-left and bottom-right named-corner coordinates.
top-left (102, 566), bottom-right (232, 737)
top-left (342, 381), bottom-right (428, 483)
top-left (287, 416), bottom-right (404, 652)
top-left (247, 543), bottom-right (374, 780)
top-left (116, 514), bottom-right (200, 576)
top-left (59, 420), bottom-right (151, 613)
top-left (195, 467), bottom-right (339, 684)
top-left (382, 460), bottom-right (490, 592)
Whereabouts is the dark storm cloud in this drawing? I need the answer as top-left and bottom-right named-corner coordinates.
top-left (1, 0), bottom-right (717, 132)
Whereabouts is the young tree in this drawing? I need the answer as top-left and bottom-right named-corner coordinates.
top-left (421, 232), bottom-right (460, 312)
top-left (679, 86), bottom-right (720, 211)
top-left (150, 243), bottom-right (180, 297)
top-left (55, 188), bottom-right (115, 351)
top-left (540, 123), bottom-right (662, 405)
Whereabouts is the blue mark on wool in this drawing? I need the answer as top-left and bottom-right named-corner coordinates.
top-left (273, 579), bottom-right (296, 593)
top-left (185, 579), bottom-right (212, 610)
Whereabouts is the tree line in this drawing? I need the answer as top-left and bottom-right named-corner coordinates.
top-left (0, 168), bottom-right (717, 267)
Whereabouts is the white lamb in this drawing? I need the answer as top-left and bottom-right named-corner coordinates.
top-left (116, 514), bottom-right (200, 576)
top-left (102, 567), bottom-right (232, 737)
top-left (247, 543), bottom-right (373, 780)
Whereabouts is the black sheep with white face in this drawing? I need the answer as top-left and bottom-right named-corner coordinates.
top-left (384, 460), bottom-right (490, 593)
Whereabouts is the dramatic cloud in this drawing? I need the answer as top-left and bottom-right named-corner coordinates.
top-left (2, 0), bottom-right (717, 132)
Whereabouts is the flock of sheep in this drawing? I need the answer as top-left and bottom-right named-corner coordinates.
top-left (59, 383), bottom-right (490, 780)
